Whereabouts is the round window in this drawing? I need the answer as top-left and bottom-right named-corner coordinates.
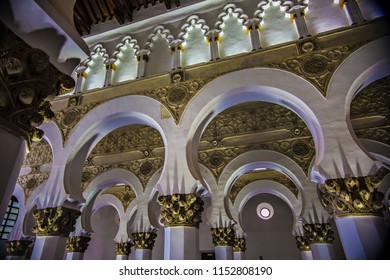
top-left (256, 203), bottom-right (274, 220)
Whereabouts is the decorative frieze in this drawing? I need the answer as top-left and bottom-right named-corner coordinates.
top-left (319, 168), bottom-right (388, 217)
top-left (303, 223), bottom-right (334, 244)
top-left (115, 242), bottom-right (132, 255)
top-left (66, 236), bottom-right (91, 253)
top-left (102, 185), bottom-right (136, 212)
top-left (6, 239), bottom-right (33, 256)
top-left (132, 231), bottom-right (158, 250)
top-left (211, 227), bottom-right (235, 247)
top-left (295, 236), bottom-right (311, 252)
top-left (233, 238), bottom-right (246, 252)
top-left (158, 194), bottom-right (204, 228)
top-left (32, 207), bottom-right (81, 237)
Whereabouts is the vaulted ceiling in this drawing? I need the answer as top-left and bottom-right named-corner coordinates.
top-left (74, 0), bottom-right (183, 35)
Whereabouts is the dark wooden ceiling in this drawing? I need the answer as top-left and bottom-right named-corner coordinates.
top-left (74, 0), bottom-right (182, 36)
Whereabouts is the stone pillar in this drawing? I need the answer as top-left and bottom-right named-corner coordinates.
top-left (6, 239), bottom-right (33, 260)
top-left (158, 193), bottom-right (204, 260)
top-left (132, 231), bottom-right (158, 260)
top-left (30, 206), bottom-right (81, 260)
top-left (319, 169), bottom-right (389, 259)
top-left (295, 236), bottom-right (313, 260)
top-left (206, 30), bottom-right (220, 61)
top-left (115, 242), bottom-right (132, 260)
top-left (211, 227), bottom-right (235, 260)
top-left (136, 49), bottom-right (150, 78)
top-left (66, 236), bottom-right (91, 260)
top-left (170, 40), bottom-right (183, 70)
top-left (104, 58), bottom-right (116, 87)
top-left (289, 9), bottom-right (310, 38)
top-left (233, 237), bottom-right (246, 260)
top-left (304, 223), bottom-right (335, 260)
top-left (74, 66), bottom-right (88, 93)
top-left (340, 0), bottom-right (364, 25)
top-left (245, 19), bottom-right (261, 51)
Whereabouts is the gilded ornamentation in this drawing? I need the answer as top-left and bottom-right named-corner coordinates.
top-left (32, 206), bottom-right (81, 237)
top-left (115, 242), bottom-right (132, 255)
top-left (158, 193), bottom-right (204, 228)
top-left (22, 139), bottom-right (52, 166)
top-left (0, 25), bottom-right (74, 148)
top-left (233, 238), bottom-right (246, 252)
top-left (295, 236), bottom-right (311, 251)
top-left (211, 227), bottom-right (235, 246)
top-left (229, 170), bottom-right (299, 204)
top-left (17, 173), bottom-right (49, 203)
top-left (6, 239), bottom-right (33, 256)
top-left (303, 223), bottom-right (334, 244)
top-left (132, 231), bottom-right (158, 250)
top-left (319, 168), bottom-right (388, 217)
top-left (269, 43), bottom-right (364, 96)
top-left (66, 236), bottom-right (91, 253)
top-left (102, 185), bottom-right (136, 211)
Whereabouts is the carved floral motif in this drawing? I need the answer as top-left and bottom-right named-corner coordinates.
top-left (233, 237), bottom-right (246, 252)
top-left (6, 239), bottom-right (33, 256)
top-left (295, 236), bottom-right (311, 251)
top-left (211, 227), bottom-right (235, 246)
top-left (132, 231), bottom-right (158, 250)
top-left (66, 236), bottom-right (91, 253)
top-left (303, 223), bottom-right (334, 244)
top-left (115, 242), bottom-right (132, 255)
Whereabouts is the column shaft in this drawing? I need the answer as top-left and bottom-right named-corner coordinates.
top-left (31, 236), bottom-right (67, 260)
top-left (164, 227), bottom-right (199, 260)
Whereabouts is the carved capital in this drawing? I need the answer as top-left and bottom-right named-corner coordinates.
top-left (295, 236), bottom-right (311, 251)
top-left (233, 237), bottom-right (246, 252)
top-left (132, 231), bottom-right (158, 250)
top-left (0, 24), bottom-right (74, 148)
top-left (319, 169), bottom-right (387, 217)
top-left (158, 193), bottom-right (204, 228)
top-left (303, 223), bottom-right (334, 244)
top-left (32, 207), bottom-right (81, 237)
top-left (211, 227), bottom-right (235, 246)
top-left (66, 236), bottom-right (91, 253)
top-left (6, 240), bottom-right (33, 256)
top-left (115, 242), bottom-right (132, 255)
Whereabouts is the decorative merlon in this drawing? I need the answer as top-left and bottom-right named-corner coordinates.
top-left (158, 193), bottom-right (204, 228)
top-left (32, 206), bottom-right (81, 237)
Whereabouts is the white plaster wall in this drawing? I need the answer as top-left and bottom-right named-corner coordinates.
top-left (84, 205), bottom-right (118, 260)
top-left (83, 54), bottom-right (106, 91)
top-left (113, 47), bottom-right (138, 84)
top-left (145, 35), bottom-right (172, 76)
top-left (182, 27), bottom-right (210, 67)
top-left (358, 0), bottom-right (387, 21)
top-left (219, 15), bottom-right (251, 58)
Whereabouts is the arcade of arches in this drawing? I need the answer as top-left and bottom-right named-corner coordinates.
top-left (0, 0), bottom-right (389, 260)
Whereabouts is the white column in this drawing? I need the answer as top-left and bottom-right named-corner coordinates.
top-left (245, 19), bottom-right (261, 51)
top-left (290, 9), bottom-right (310, 38)
top-left (116, 255), bottom-right (128, 260)
top-left (215, 246), bottom-right (233, 260)
top-left (341, 0), bottom-right (364, 25)
top-left (336, 216), bottom-right (388, 259)
top-left (134, 249), bottom-right (152, 260)
top-left (310, 244), bottom-right (335, 260)
top-left (104, 58), bottom-right (116, 87)
top-left (164, 227), bottom-right (199, 260)
top-left (300, 251), bottom-right (313, 260)
top-left (136, 49), bottom-right (150, 78)
top-left (66, 252), bottom-right (84, 260)
top-left (0, 129), bottom-right (25, 221)
top-left (206, 30), bottom-right (220, 61)
top-left (170, 40), bottom-right (183, 70)
top-left (31, 236), bottom-right (67, 260)
top-left (74, 66), bottom-right (88, 94)
top-left (233, 251), bottom-right (245, 260)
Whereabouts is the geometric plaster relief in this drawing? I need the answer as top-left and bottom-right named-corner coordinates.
top-left (351, 75), bottom-right (390, 146)
top-left (101, 185), bottom-right (136, 212)
top-left (18, 139), bottom-right (52, 203)
top-left (229, 169), bottom-right (299, 204)
top-left (269, 42), bottom-right (366, 96)
top-left (82, 125), bottom-right (165, 192)
top-left (54, 97), bottom-right (101, 145)
top-left (199, 102), bottom-right (315, 180)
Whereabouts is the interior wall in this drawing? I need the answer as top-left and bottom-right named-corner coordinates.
top-left (84, 205), bottom-right (119, 260)
top-left (241, 194), bottom-right (301, 260)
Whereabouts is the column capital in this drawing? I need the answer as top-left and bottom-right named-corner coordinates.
top-left (6, 239), bottom-right (33, 256)
top-left (233, 237), bottom-right (246, 252)
top-left (211, 227), bottom-right (235, 247)
top-left (206, 29), bottom-right (221, 42)
top-left (245, 18), bottom-right (261, 30)
top-left (158, 193), bottom-right (204, 228)
top-left (319, 168), bottom-right (388, 218)
top-left (295, 235), bottom-right (311, 251)
top-left (115, 242), bottom-right (133, 256)
top-left (303, 223), bottom-right (334, 244)
top-left (135, 49), bottom-right (151, 61)
top-left (132, 231), bottom-right (158, 250)
top-left (32, 206), bottom-right (81, 237)
top-left (66, 236), bottom-right (91, 253)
